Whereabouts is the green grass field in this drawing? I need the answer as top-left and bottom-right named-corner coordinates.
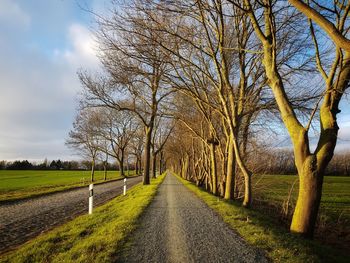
top-left (253, 175), bottom-right (350, 222)
top-left (177, 174), bottom-right (349, 263)
top-left (0, 170), bottom-right (135, 202)
top-left (0, 174), bottom-right (165, 263)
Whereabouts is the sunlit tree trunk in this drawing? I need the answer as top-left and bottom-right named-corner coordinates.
top-left (224, 134), bottom-right (235, 200)
top-left (209, 142), bottom-right (218, 196)
top-left (143, 127), bottom-right (152, 184)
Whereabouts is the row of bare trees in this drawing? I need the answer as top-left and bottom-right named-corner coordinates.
top-left (66, 106), bottom-right (172, 182)
top-left (68, 0), bottom-right (350, 239)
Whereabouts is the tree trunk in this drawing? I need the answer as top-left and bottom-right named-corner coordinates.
top-left (159, 151), bottom-right (163, 175)
top-left (224, 134), bottom-right (236, 200)
top-left (138, 156), bottom-right (142, 175)
top-left (209, 143), bottom-right (218, 196)
top-left (152, 152), bottom-right (157, 178)
top-left (181, 154), bottom-right (189, 180)
top-left (232, 134), bottom-right (252, 207)
top-left (290, 155), bottom-right (323, 237)
top-left (135, 159), bottom-right (139, 175)
top-left (103, 161), bottom-right (107, 181)
top-left (143, 127), bottom-right (152, 184)
top-left (118, 158), bottom-right (125, 178)
top-left (90, 158), bottom-right (95, 182)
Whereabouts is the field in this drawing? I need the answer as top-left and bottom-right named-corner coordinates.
top-left (252, 175), bottom-right (350, 249)
top-left (0, 174), bottom-right (166, 263)
top-left (178, 175), bottom-right (349, 263)
top-left (0, 170), bottom-right (135, 202)
top-left (253, 175), bottom-right (350, 221)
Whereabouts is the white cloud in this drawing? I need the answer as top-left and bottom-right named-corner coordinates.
top-left (54, 23), bottom-right (100, 70)
top-left (0, 3), bottom-right (107, 161)
top-left (0, 0), bottom-right (30, 27)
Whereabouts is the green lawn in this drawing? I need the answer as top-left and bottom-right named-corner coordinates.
top-left (177, 174), bottom-right (349, 263)
top-left (253, 175), bottom-right (350, 222)
top-left (0, 170), bottom-right (136, 202)
top-left (0, 174), bottom-right (166, 263)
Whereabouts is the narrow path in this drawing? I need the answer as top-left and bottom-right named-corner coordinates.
top-left (0, 176), bottom-right (142, 253)
top-left (119, 174), bottom-right (268, 263)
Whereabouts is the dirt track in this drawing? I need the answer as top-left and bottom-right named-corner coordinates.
top-left (119, 174), bottom-right (268, 263)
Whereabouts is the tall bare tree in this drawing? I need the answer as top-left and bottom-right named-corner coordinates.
top-left (239, 0), bottom-right (350, 237)
top-left (66, 109), bottom-right (102, 182)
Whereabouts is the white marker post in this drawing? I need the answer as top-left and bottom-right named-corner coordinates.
top-left (123, 178), bottom-right (127, 195)
top-left (89, 184), bottom-right (93, 214)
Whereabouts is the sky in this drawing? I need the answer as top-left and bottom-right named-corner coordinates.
top-left (0, 0), bottom-right (349, 162)
top-left (0, 0), bottom-right (111, 161)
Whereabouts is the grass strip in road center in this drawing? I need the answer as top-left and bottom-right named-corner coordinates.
top-left (0, 173), bottom-right (166, 263)
top-left (175, 174), bottom-right (349, 263)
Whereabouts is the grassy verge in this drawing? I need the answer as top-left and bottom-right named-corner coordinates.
top-left (253, 175), bottom-right (350, 222)
top-left (0, 173), bottom-right (165, 263)
top-left (175, 174), bottom-right (349, 263)
top-left (0, 170), bottom-right (137, 203)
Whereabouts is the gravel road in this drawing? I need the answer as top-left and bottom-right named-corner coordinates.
top-left (119, 174), bottom-right (269, 263)
top-left (0, 176), bottom-right (142, 253)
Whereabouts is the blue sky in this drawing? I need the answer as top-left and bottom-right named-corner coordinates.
top-left (0, 0), bottom-right (348, 162)
top-left (0, 0), bottom-right (107, 161)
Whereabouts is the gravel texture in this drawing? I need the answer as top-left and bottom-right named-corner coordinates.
top-left (0, 176), bottom-right (142, 253)
top-left (119, 174), bottom-right (269, 263)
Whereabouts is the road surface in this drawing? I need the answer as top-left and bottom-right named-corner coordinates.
top-left (119, 174), bottom-right (268, 263)
top-left (0, 176), bottom-right (142, 253)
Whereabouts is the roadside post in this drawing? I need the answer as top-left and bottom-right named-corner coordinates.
top-left (89, 184), bottom-right (93, 214)
top-left (123, 178), bottom-right (127, 195)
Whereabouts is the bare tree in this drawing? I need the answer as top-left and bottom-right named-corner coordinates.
top-left (240, 0), bottom-right (350, 237)
top-left (80, 2), bottom-right (175, 184)
top-left (66, 109), bottom-right (102, 182)
top-left (98, 109), bottom-right (139, 177)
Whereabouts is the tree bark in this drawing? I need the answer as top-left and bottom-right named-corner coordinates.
top-left (118, 152), bottom-right (125, 177)
top-left (103, 161), bottom-right (107, 181)
top-left (143, 127), bottom-right (152, 184)
top-left (90, 157), bottom-right (95, 182)
top-left (232, 134), bottom-right (252, 207)
top-left (291, 155), bottom-right (323, 237)
top-left (159, 151), bottom-right (163, 175)
top-left (209, 143), bottom-right (218, 196)
top-left (288, 0), bottom-right (350, 52)
top-left (224, 134), bottom-right (236, 200)
top-left (152, 151), bottom-right (157, 178)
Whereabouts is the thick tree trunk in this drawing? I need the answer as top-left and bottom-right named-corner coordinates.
top-left (152, 152), bottom-right (157, 178)
top-left (118, 157), bottom-right (125, 178)
top-left (143, 128), bottom-right (152, 185)
top-left (138, 156), bottom-right (142, 175)
top-left (209, 143), bottom-right (218, 196)
top-left (224, 135), bottom-right (235, 200)
top-left (243, 170), bottom-right (252, 207)
top-left (290, 159), bottom-right (323, 237)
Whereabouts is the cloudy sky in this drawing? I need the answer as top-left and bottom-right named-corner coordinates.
top-left (0, 0), bottom-right (349, 162)
top-left (0, 0), bottom-right (110, 161)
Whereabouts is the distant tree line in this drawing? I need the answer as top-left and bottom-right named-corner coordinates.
top-left (0, 159), bottom-right (129, 171)
top-left (249, 150), bottom-right (350, 176)
top-left (1, 151), bottom-right (348, 175)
